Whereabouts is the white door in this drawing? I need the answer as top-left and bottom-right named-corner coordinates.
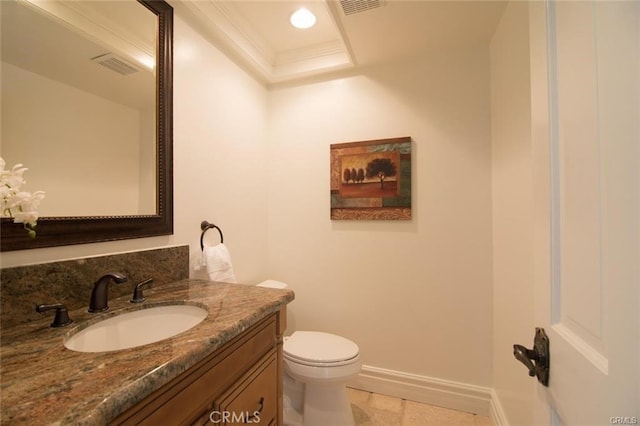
top-left (528, 1), bottom-right (639, 425)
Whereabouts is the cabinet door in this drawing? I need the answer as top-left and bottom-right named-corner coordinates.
top-left (214, 352), bottom-right (277, 425)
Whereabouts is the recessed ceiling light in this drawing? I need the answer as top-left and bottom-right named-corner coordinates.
top-left (290, 8), bottom-right (316, 29)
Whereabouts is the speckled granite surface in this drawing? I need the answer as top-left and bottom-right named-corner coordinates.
top-left (0, 279), bottom-right (294, 425)
top-left (0, 246), bottom-right (189, 328)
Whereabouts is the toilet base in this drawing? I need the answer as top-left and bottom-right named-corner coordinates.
top-left (283, 373), bottom-right (304, 426)
top-left (302, 382), bottom-right (355, 426)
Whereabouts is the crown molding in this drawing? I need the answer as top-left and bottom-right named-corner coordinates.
top-left (175, 0), bottom-right (354, 84)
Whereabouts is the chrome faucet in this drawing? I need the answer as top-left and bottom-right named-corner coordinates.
top-left (88, 272), bottom-right (128, 313)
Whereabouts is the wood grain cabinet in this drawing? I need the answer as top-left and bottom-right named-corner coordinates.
top-left (212, 352), bottom-right (277, 425)
top-left (113, 310), bottom-right (285, 426)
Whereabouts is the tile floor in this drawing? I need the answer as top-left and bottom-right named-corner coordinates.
top-left (347, 387), bottom-right (492, 426)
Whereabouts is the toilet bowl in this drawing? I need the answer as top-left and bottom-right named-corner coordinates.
top-left (257, 280), bottom-right (362, 426)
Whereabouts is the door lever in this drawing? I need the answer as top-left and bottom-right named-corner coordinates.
top-left (513, 327), bottom-right (549, 386)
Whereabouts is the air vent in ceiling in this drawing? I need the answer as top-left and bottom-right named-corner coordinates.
top-left (91, 53), bottom-right (140, 76)
top-left (340, 0), bottom-right (386, 16)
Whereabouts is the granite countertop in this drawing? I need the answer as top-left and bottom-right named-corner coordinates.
top-left (0, 279), bottom-right (294, 425)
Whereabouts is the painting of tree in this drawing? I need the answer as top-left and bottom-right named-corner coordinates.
top-left (343, 168), bottom-right (352, 183)
top-left (338, 151), bottom-right (399, 198)
top-left (330, 137), bottom-right (411, 220)
top-left (366, 158), bottom-right (397, 189)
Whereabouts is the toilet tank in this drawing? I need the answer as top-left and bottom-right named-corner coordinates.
top-left (257, 280), bottom-right (288, 289)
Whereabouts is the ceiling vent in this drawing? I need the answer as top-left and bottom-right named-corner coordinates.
top-left (91, 53), bottom-right (140, 76)
top-left (340, 0), bottom-right (386, 16)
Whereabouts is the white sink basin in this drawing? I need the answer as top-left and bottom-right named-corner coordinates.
top-left (64, 304), bottom-right (208, 353)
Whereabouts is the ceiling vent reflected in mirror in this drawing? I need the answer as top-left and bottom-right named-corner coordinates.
top-left (339, 0), bottom-right (386, 16)
top-left (91, 53), bottom-right (140, 76)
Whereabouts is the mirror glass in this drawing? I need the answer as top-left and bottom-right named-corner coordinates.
top-left (2, 0), bottom-right (156, 216)
top-left (0, 0), bottom-right (173, 251)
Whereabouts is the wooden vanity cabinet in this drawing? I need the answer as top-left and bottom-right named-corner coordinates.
top-left (113, 310), bottom-right (286, 425)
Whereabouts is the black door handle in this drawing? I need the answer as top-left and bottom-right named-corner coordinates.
top-left (513, 327), bottom-right (550, 386)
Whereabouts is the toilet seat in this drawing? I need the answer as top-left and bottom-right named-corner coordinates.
top-left (284, 331), bottom-right (360, 367)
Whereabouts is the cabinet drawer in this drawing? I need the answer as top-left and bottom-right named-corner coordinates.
top-left (214, 352), bottom-right (277, 425)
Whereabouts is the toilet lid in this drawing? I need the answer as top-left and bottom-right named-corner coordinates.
top-left (284, 331), bottom-right (359, 364)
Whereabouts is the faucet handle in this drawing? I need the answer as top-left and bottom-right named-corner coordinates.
top-left (36, 303), bottom-right (73, 327)
top-left (130, 278), bottom-right (153, 303)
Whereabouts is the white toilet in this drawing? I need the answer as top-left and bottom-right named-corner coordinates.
top-left (257, 280), bottom-right (362, 426)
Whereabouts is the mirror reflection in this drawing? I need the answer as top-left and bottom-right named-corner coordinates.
top-left (1, 0), bottom-right (157, 216)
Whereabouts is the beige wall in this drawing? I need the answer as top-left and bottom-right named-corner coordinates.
top-left (172, 15), bottom-right (270, 283)
top-left (490, 2), bottom-right (535, 424)
top-left (267, 48), bottom-right (494, 386)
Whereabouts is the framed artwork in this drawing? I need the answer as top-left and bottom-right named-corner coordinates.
top-left (330, 136), bottom-right (411, 220)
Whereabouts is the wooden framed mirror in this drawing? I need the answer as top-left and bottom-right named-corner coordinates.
top-left (0, 0), bottom-right (173, 251)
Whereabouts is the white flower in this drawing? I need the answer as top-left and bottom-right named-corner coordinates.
top-left (1, 160), bottom-right (27, 187)
top-left (13, 209), bottom-right (39, 226)
top-left (0, 157), bottom-right (45, 238)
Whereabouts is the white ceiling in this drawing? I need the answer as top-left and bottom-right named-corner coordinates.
top-left (2, 0), bottom-right (510, 98)
top-left (173, 0), bottom-right (509, 85)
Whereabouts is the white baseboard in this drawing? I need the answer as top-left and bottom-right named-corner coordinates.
top-left (349, 365), bottom-right (509, 425)
top-left (489, 389), bottom-right (509, 426)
